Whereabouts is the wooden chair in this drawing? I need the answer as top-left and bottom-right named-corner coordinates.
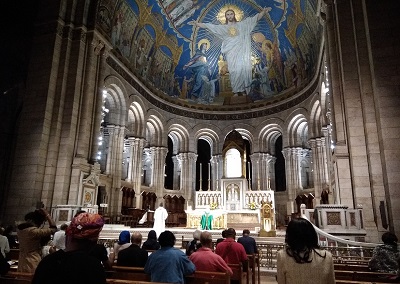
top-left (0, 277), bottom-right (31, 284)
top-left (106, 280), bottom-right (168, 284)
top-left (247, 253), bottom-right (260, 284)
top-left (228, 263), bottom-right (248, 284)
top-left (108, 266), bottom-right (150, 282)
top-left (185, 270), bottom-right (230, 284)
top-left (335, 270), bottom-right (398, 283)
top-left (0, 271), bottom-right (33, 284)
top-left (334, 263), bottom-right (371, 272)
top-left (336, 280), bottom-right (396, 284)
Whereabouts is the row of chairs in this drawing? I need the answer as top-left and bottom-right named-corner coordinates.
top-left (0, 269), bottom-right (232, 284)
top-left (107, 264), bottom-right (244, 284)
top-left (333, 259), bottom-right (399, 284)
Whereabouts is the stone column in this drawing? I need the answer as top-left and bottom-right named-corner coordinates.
top-left (266, 154), bottom-right (277, 190)
top-left (250, 153), bottom-right (261, 190)
top-left (172, 155), bottom-right (180, 190)
top-left (150, 146), bottom-right (168, 203)
top-left (282, 148), bottom-right (296, 214)
top-left (210, 155), bottom-right (222, 191)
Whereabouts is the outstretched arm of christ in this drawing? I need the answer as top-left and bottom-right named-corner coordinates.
top-left (257, 7), bottom-right (272, 21)
top-left (188, 20), bottom-right (207, 29)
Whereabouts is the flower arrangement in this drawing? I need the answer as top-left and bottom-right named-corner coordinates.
top-left (209, 202), bottom-right (218, 210)
top-left (248, 201), bottom-right (259, 210)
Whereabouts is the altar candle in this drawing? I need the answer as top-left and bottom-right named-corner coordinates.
top-left (199, 163), bottom-right (202, 179)
top-left (208, 163), bottom-right (210, 179)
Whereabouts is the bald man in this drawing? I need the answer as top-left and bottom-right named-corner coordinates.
top-left (117, 232), bottom-right (148, 267)
top-left (189, 231), bottom-right (232, 275)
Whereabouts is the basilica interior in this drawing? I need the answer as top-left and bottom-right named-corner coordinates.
top-left (0, 0), bottom-right (399, 243)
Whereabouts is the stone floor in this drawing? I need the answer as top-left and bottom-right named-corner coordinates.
top-left (260, 275), bottom-right (278, 284)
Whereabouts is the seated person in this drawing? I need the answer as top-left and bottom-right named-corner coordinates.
top-left (215, 228), bottom-right (248, 273)
top-left (142, 230), bottom-right (160, 251)
top-left (32, 212), bottom-right (106, 284)
top-left (186, 229), bottom-right (202, 256)
top-left (109, 230), bottom-right (131, 264)
top-left (145, 230), bottom-right (195, 283)
top-left (369, 232), bottom-right (399, 274)
top-left (117, 232), bottom-right (148, 267)
top-left (237, 229), bottom-right (258, 255)
top-left (216, 229), bottom-right (227, 246)
top-left (189, 231), bottom-right (232, 275)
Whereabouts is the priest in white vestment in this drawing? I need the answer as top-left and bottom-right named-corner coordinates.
top-left (153, 203), bottom-right (168, 238)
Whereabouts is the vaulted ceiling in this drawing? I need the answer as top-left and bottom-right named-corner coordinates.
top-left (97, 0), bottom-right (322, 111)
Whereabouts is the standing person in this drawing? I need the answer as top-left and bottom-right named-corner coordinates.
top-left (215, 228), bottom-right (248, 272)
top-left (369, 232), bottom-right (399, 274)
top-left (189, 231), bottom-right (233, 275)
top-left (200, 209), bottom-right (213, 230)
top-left (142, 230), bottom-right (160, 251)
top-left (237, 229), bottom-right (258, 255)
top-left (145, 230), bottom-right (195, 283)
top-left (108, 230), bottom-right (131, 264)
top-left (117, 232), bottom-right (148, 267)
top-left (153, 203), bottom-right (168, 238)
top-left (277, 217), bottom-right (335, 284)
top-left (52, 223), bottom-right (68, 250)
top-left (17, 208), bottom-right (57, 273)
top-left (32, 212), bottom-right (106, 284)
top-left (189, 7), bottom-right (271, 96)
top-left (0, 227), bottom-right (10, 259)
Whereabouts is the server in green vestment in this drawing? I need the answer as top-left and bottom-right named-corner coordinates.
top-left (200, 209), bottom-right (213, 230)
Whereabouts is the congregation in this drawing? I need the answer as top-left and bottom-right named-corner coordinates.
top-left (0, 209), bottom-right (399, 284)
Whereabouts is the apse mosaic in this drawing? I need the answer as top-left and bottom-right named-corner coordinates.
top-left (97, 0), bottom-right (322, 106)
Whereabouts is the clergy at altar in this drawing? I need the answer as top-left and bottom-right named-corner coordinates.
top-left (153, 203), bottom-right (168, 237)
top-left (200, 209), bottom-right (213, 230)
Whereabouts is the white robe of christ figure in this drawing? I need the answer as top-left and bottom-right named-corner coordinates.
top-left (189, 6), bottom-right (271, 95)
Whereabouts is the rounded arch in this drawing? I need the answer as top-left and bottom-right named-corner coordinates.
top-left (309, 97), bottom-right (322, 138)
top-left (285, 108), bottom-right (309, 147)
top-left (194, 128), bottom-right (220, 156)
top-left (103, 76), bottom-right (128, 127)
top-left (258, 122), bottom-right (284, 154)
top-left (127, 99), bottom-right (146, 137)
top-left (168, 123), bottom-right (190, 153)
top-left (146, 110), bottom-right (166, 146)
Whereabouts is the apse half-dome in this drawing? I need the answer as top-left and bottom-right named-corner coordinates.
top-left (96, 0), bottom-right (322, 114)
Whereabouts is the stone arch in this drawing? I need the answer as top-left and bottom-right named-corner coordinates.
top-left (126, 96), bottom-right (146, 137)
top-left (286, 109), bottom-right (309, 147)
top-left (103, 76), bottom-right (128, 127)
top-left (309, 97), bottom-right (322, 138)
top-left (146, 110), bottom-right (166, 146)
top-left (168, 124), bottom-right (190, 153)
top-left (257, 119), bottom-right (285, 154)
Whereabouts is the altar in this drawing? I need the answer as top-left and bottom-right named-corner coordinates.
top-left (186, 178), bottom-right (275, 232)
